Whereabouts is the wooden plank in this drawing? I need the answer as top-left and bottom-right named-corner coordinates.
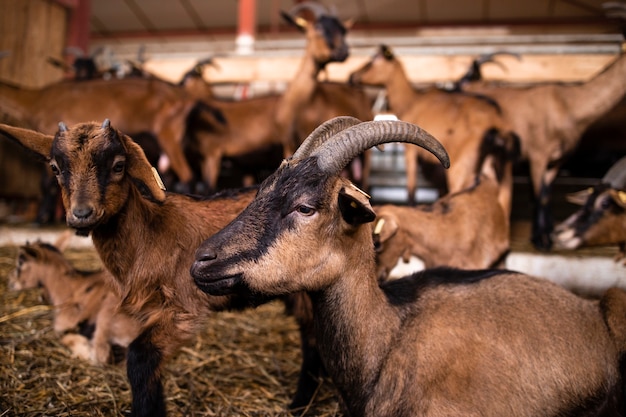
top-left (0, 0), bottom-right (66, 88)
top-left (143, 53), bottom-right (617, 88)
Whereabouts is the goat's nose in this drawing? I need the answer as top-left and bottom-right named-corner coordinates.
top-left (72, 206), bottom-right (94, 219)
top-left (195, 248), bottom-right (217, 263)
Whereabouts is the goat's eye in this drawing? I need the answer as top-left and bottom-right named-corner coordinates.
top-left (296, 205), bottom-right (316, 216)
top-left (601, 197), bottom-right (613, 210)
top-left (50, 161), bottom-right (60, 176)
top-left (112, 159), bottom-right (125, 174)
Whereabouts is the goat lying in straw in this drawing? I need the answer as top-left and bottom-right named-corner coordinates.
top-left (192, 116), bottom-right (626, 417)
top-left (553, 155), bottom-right (626, 265)
top-left (9, 234), bottom-right (140, 364)
top-left (0, 120), bottom-right (321, 416)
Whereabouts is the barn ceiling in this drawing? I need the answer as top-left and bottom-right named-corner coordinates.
top-left (90, 0), bottom-right (620, 41)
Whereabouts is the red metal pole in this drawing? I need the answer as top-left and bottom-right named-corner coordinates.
top-left (236, 0), bottom-right (256, 54)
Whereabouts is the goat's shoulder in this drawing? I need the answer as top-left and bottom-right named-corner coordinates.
top-left (382, 267), bottom-right (518, 308)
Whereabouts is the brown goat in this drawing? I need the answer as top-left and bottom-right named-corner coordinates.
top-left (372, 133), bottom-right (517, 279)
top-left (9, 235), bottom-right (106, 334)
top-left (191, 117), bottom-right (626, 417)
top-left (553, 156), bottom-right (626, 264)
top-left (0, 120), bottom-right (321, 416)
top-left (349, 45), bottom-right (516, 207)
top-left (185, 3), bottom-right (373, 191)
top-left (9, 235), bottom-right (140, 364)
top-left (460, 50), bottom-right (626, 250)
top-left (0, 77), bottom-right (207, 185)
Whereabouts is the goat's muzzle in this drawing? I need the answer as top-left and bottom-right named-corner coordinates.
top-left (66, 203), bottom-right (101, 235)
top-left (190, 248), bottom-right (243, 296)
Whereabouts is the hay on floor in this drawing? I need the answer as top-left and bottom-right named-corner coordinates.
top-left (0, 245), bottom-right (342, 416)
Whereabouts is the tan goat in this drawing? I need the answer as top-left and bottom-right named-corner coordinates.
top-left (185, 3), bottom-right (373, 191)
top-left (191, 116), bottom-right (626, 417)
top-left (9, 234), bottom-right (140, 364)
top-left (349, 44), bottom-right (517, 207)
top-left (460, 49), bottom-right (626, 250)
top-left (372, 131), bottom-right (518, 279)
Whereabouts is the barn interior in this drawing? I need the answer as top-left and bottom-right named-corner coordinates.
top-left (0, 1), bottom-right (625, 415)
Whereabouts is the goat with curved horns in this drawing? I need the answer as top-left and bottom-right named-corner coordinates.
top-left (192, 116), bottom-right (626, 417)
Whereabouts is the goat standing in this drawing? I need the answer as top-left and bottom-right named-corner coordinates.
top-left (349, 44), bottom-right (517, 209)
top-left (0, 120), bottom-right (321, 416)
top-left (192, 117), bottom-right (626, 417)
top-left (459, 49), bottom-right (626, 250)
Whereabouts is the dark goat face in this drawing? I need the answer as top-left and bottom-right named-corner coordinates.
top-left (191, 158), bottom-right (375, 297)
top-left (553, 185), bottom-right (626, 249)
top-left (49, 121), bottom-right (165, 235)
top-left (314, 16), bottom-right (349, 64)
top-left (50, 122), bottom-right (130, 234)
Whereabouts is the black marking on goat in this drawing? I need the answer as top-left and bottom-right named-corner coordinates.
top-left (382, 268), bottom-right (516, 307)
top-left (316, 16), bottom-right (349, 68)
top-left (78, 320), bottom-right (96, 339)
top-left (38, 242), bottom-right (61, 254)
top-left (570, 185), bottom-right (624, 237)
top-left (443, 89), bottom-right (502, 114)
top-left (127, 326), bottom-right (166, 417)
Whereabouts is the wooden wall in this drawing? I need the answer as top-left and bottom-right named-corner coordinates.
top-left (0, 0), bottom-right (66, 88)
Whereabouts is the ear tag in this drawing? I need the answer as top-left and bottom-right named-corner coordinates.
top-left (619, 191), bottom-right (626, 204)
top-left (348, 182), bottom-right (371, 199)
top-left (152, 167), bottom-right (166, 191)
top-left (373, 218), bottom-right (386, 235)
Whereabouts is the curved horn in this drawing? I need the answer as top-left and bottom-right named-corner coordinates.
top-left (476, 51), bottom-right (522, 65)
top-left (101, 119), bottom-right (111, 129)
top-left (58, 122), bottom-right (68, 132)
top-left (287, 1), bottom-right (330, 18)
top-left (311, 119), bottom-right (450, 176)
top-left (602, 156), bottom-right (626, 190)
top-left (291, 116), bottom-right (363, 161)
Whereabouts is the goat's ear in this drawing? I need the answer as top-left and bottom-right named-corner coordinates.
top-left (566, 188), bottom-right (593, 206)
top-left (0, 123), bottom-right (53, 161)
top-left (121, 133), bottom-right (166, 203)
top-left (338, 185), bottom-right (376, 226)
top-left (375, 215), bottom-right (398, 243)
top-left (610, 189), bottom-right (626, 208)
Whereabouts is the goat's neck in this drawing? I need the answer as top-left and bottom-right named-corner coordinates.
top-left (0, 81), bottom-right (38, 124)
top-left (310, 237), bottom-right (402, 413)
top-left (275, 47), bottom-right (322, 131)
top-left (565, 53), bottom-right (626, 130)
top-left (384, 61), bottom-right (420, 117)
top-left (89, 188), bottom-right (160, 290)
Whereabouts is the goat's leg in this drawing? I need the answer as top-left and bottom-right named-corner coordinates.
top-left (283, 293), bottom-right (325, 413)
top-left (530, 162), bottom-right (559, 251)
top-left (201, 153), bottom-right (222, 192)
top-left (127, 326), bottom-right (166, 417)
top-left (404, 145), bottom-right (418, 205)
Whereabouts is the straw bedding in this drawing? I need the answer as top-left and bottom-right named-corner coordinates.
top-left (0, 245), bottom-right (342, 416)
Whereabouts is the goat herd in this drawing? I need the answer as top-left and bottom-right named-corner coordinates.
top-left (2, 2), bottom-right (626, 417)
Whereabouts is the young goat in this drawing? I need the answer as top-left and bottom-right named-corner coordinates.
top-left (9, 235), bottom-right (140, 364)
top-left (0, 120), bottom-right (319, 416)
top-left (553, 156), bottom-right (626, 264)
top-left (9, 234), bottom-right (106, 334)
top-left (191, 117), bottom-right (626, 417)
top-left (372, 130), bottom-right (518, 279)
